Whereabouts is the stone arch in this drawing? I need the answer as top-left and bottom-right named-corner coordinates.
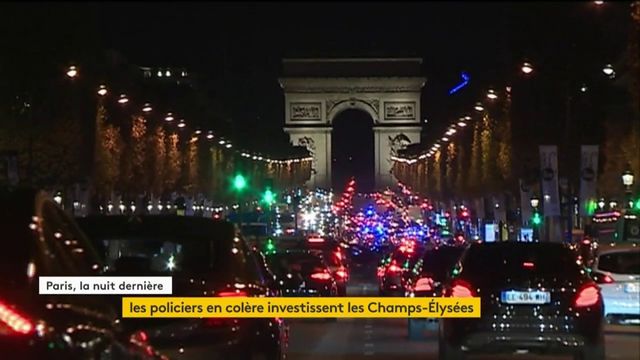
top-left (326, 98), bottom-right (379, 124)
top-left (281, 58), bottom-right (426, 190)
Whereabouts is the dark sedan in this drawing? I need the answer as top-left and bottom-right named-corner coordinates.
top-left (77, 215), bottom-right (288, 360)
top-left (0, 188), bottom-right (156, 359)
top-left (439, 242), bottom-right (605, 360)
top-left (265, 250), bottom-right (339, 298)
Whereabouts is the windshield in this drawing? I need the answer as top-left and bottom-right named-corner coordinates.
top-left (463, 243), bottom-right (582, 280)
top-left (597, 251), bottom-right (640, 275)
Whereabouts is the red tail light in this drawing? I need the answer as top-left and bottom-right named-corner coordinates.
top-left (601, 275), bottom-right (614, 284)
top-left (217, 290), bottom-right (248, 297)
top-left (415, 277), bottom-right (434, 292)
top-left (522, 261), bottom-right (535, 269)
top-left (449, 280), bottom-right (475, 297)
top-left (387, 264), bottom-right (402, 273)
top-left (575, 284), bottom-right (600, 307)
top-left (335, 268), bottom-right (348, 279)
top-left (311, 272), bottom-right (332, 280)
top-left (0, 301), bottom-right (34, 335)
top-left (308, 237), bottom-right (324, 243)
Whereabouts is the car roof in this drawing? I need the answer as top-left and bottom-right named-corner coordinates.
top-left (76, 215), bottom-right (236, 242)
top-left (596, 242), bottom-right (640, 255)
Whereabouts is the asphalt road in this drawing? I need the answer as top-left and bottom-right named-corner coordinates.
top-left (287, 264), bottom-right (640, 360)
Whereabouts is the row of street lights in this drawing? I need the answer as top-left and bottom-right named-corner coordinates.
top-left (65, 64), bottom-right (312, 165)
top-left (393, 57), bottom-right (619, 165)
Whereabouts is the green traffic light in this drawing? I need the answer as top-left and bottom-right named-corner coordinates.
top-left (532, 213), bottom-right (542, 225)
top-left (233, 174), bottom-right (247, 191)
top-left (263, 189), bottom-right (276, 205)
top-left (265, 238), bottom-right (276, 254)
top-left (635, 199), bottom-right (640, 211)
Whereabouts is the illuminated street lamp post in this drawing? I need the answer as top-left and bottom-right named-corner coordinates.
top-left (622, 166), bottom-right (635, 209)
top-left (530, 196), bottom-right (541, 241)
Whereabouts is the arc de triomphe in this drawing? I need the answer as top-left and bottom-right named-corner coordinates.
top-left (281, 58), bottom-right (426, 190)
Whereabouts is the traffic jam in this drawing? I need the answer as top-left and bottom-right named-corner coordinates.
top-left (1, 178), bottom-right (638, 360)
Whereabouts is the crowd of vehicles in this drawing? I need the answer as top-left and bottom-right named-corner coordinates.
top-left (2, 187), bottom-right (638, 360)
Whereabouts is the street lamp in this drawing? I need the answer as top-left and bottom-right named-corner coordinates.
top-left (486, 89), bottom-right (498, 100)
top-left (177, 119), bottom-right (186, 128)
top-left (142, 103), bottom-right (153, 112)
top-left (97, 85), bottom-right (108, 96)
top-left (66, 65), bottom-right (78, 78)
top-left (206, 130), bottom-right (214, 140)
top-left (117, 94), bottom-right (129, 104)
top-left (602, 64), bottom-right (615, 78)
top-left (530, 196), bottom-right (540, 209)
top-left (521, 61), bottom-right (534, 75)
top-left (474, 102), bottom-right (485, 112)
top-left (622, 168), bottom-right (634, 189)
top-left (165, 112), bottom-right (174, 122)
top-left (53, 192), bottom-right (63, 205)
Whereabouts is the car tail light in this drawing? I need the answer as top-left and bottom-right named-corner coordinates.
top-left (600, 275), bottom-right (614, 284)
top-left (575, 284), bottom-right (600, 307)
top-left (387, 264), bottom-right (402, 273)
top-left (308, 237), bottom-right (324, 243)
top-left (522, 261), bottom-right (535, 269)
top-left (0, 301), bottom-right (34, 335)
top-left (335, 268), bottom-right (348, 279)
top-left (217, 290), bottom-right (248, 297)
top-left (449, 279), bottom-right (475, 297)
top-left (311, 272), bottom-right (332, 280)
top-left (415, 277), bottom-right (434, 292)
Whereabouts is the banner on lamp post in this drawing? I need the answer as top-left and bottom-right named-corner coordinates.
top-left (539, 145), bottom-right (561, 217)
top-left (579, 145), bottom-right (599, 217)
top-left (519, 179), bottom-right (532, 226)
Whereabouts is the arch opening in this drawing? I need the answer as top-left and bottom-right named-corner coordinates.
top-left (331, 109), bottom-right (375, 192)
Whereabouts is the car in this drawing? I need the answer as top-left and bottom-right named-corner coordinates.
top-left (405, 245), bottom-right (466, 340)
top-left (590, 243), bottom-right (640, 325)
top-left (0, 188), bottom-right (157, 359)
top-left (267, 235), bottom-right (350, 296)
top-left (265, 250), bottom-right (339, 297)
top-left (378, 244), bottom-right (423, 296)
top-left (77, 215), bottom-right (288, 360)
top-left (439, 242), bottom-right (605, 360)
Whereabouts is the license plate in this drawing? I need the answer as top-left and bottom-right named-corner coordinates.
top-left (501, 290), bottom-right (551, 304)
top-left (624, 283), bottom-right (639, 294)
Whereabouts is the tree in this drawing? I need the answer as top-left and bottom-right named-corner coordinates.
top-left (469, 119), bottom-right (482, 195)
top-left (164, 132), bottom-right (182, 191)
top-left (149, 126), bottom-right (167, 196)
top-left (94, 104), bottom-right (122, 197)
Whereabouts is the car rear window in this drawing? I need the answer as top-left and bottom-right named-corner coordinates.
top-left (267, 253), bottom-right (325, 274)
top-left (421, 247), bottom-right (465, 279)
top-left (77, 216), bottom-right (242, 275)
top-left (597, 251), bottom-right (640, 275)
top-left (462, 243), bottom-right (582, 279)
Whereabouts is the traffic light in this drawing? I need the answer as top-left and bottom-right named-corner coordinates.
top-left (233, 174), bottom-right (247, 191)
top-left (532, 212), bottom-right (542, 225)
top-left (264, 238), bottom-right (276, 255)
top-left (262, 188), bottom-right (276, 205)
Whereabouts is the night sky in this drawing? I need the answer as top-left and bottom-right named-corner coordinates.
top-left (0, 2), bottom-right (632, 188)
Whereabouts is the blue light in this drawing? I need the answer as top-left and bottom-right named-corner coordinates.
top-left (448, 72), bottom-right (470, 95)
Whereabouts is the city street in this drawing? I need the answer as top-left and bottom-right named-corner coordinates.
top-left (288, 267), bottom-right (640, 360)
